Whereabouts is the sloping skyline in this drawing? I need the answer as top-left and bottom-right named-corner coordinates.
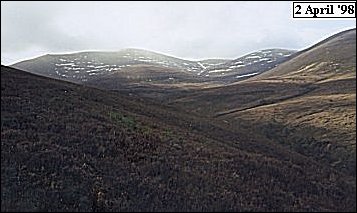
top-left (1, 1), bottom-right (356, 65)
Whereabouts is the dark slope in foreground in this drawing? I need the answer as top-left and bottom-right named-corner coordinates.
top-left (1, 66), bottom-right (356, 211)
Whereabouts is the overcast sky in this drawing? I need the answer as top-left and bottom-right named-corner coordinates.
top-left (1, 1), bottom-right (356, 64)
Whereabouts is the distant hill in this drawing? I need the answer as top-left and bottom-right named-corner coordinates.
top-left (11, 48), bottom-right (295, 84)
top-left (201, 49), bottom-right (295, 81)
top-left (10, 48), bottom-right (225, 83)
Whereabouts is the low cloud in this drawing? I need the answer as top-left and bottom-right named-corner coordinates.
top-left (1, 1), bottom-right (355, 64)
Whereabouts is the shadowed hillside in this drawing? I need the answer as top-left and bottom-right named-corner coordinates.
top-left (1, 66), bottom-right (356, 211)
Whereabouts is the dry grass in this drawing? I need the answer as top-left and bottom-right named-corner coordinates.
top-left (2, 66), bottom-right (356, 211)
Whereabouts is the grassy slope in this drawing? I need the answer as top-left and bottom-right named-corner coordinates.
top-left (254, 28), bottom-right (356, 82)
top-left (232, 28), bottom-right (356, 175)
top-left (1, 66), bottom-right (356, 211)
top-left (170, 29), bottom-right (356, 176)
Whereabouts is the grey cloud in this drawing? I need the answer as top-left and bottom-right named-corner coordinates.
top-left (1, 2), bottom-right (88, 54)
top-left (1, 1), bottom-right (356, 64)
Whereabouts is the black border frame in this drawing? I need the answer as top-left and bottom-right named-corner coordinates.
top-left (293, 1), bottom-right (357, 18)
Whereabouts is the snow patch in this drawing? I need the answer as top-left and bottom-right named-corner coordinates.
top-left (229, 65), bottom-right (245, 69)
top-left (138, 59), bottom-right (153, 62)
top-left (245, 55), bottom-right (261, 59)
top-left (197, 62), bottom-right (206, 69)
top-left (55, 63), bottom-right (75, 66)
top-left (209, 69), bottom-right (232, 73)
top-left (236, 72), bottom-right (259, 79)
top-left (94, 65), bottom-right (109, 69)
top-left (234, 61), bottom-right (244, 65)
top-left (197, 69), bottom-right (206, 75)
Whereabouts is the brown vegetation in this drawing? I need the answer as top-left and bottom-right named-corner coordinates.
top-left (1, 66), bottom-right (356, 211)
